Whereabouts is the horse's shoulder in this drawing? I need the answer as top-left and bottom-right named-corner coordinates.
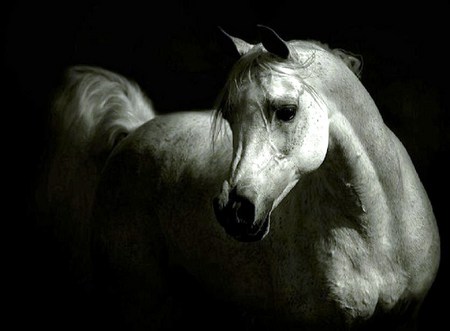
top-left (384, 127), bottom-right (434, 220)
top-left (382, 128), bottom-right (440, 296)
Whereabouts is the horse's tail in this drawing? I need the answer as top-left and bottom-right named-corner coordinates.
top-left (41, 65), bottom-right (156, 281)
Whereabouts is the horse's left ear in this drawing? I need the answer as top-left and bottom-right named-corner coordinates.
top-left (218, 26), bottom-right (254, 57)
top-left (257, 25), bottom-right (290, 59)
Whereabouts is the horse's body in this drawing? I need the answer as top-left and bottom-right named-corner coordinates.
top-left (44, 28), bottom-right (440, 330)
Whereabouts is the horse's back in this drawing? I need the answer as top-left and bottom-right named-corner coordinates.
top-left (122, 110), bottom-right (230, 185)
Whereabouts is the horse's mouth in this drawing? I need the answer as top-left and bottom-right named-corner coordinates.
top-left (228, 216), bottom-right (270, 242)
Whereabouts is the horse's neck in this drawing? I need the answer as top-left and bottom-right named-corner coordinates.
top-left (304, 107), bottom-right (402, 237)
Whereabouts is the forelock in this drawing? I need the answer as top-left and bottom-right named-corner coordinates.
top-left (216, 44), bottom-right (313, 117)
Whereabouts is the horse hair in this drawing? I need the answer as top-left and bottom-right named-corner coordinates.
top-left (211, 41), bottom-right (353, 144)
top-left (42, 66), bottom-right (155, 278)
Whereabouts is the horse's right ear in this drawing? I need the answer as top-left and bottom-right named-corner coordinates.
top-left (218, 26), bottom-right (253, 57)
top-left (331, 49), bottom-right (363, 79)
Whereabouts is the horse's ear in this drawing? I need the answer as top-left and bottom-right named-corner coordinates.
top-left (257, 25), bottom-right (290, 59)
top-left (218, 26), bottom-right (253, 57)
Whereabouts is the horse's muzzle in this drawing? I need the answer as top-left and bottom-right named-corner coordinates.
top-left (213, 189), bottom-right (269, 242)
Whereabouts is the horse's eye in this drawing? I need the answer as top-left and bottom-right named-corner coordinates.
top-left (275, 105), bottom-right (297, 122)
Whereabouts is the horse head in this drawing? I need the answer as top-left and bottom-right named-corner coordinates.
top-left (213, 26), bottom-right (333, 242)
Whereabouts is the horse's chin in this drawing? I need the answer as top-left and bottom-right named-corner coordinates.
top-left (224, 216), bottom-right (270, 243)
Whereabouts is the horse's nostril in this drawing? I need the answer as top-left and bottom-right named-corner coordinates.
top-left (214, 187), bottom-right (257, 234)
top-left (234, 196), bottom-right (255, 225)
top-left (215, 189), bottom-right (266, 241)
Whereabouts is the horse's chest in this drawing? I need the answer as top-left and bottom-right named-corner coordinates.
top-left (268, 202), bottom-right (406, 326)
top-left (265, 217), bottom-right (378, 324)
top-left (163, 182), bottom-right (404, 327)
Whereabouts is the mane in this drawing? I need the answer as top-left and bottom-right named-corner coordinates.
top-left (211, 40), bottom-right (363, 145)
top-left (211, 43), bottom-right (316, 143)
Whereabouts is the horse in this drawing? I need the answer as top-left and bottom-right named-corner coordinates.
top-left (42, 26), bottom-right (440, 330)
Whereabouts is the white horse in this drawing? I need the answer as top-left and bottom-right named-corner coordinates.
top-left (43, 26), bottom-right (440, 330)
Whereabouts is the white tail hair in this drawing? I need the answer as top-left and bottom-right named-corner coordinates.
top-left (42, 66), bottom-right (156, 280)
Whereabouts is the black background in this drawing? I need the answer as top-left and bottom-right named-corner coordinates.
top-left (4, 0), bottom-right (448, 329)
